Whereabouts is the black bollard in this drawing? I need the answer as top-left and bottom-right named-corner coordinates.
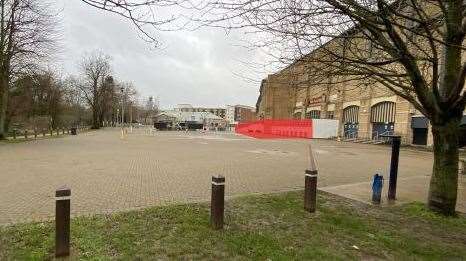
top-left (55, 186), bottom-right (71, 257)
top-left (387, 136), bottom-right (401, 201)
top-left (24, 130), bottom-right (28, 139)
top-left (13, 129), bottom-right (16, 139)
top-left (211, 175), bottom-right (225, 230)
top-left (304, 144), bottom-right (318, 212)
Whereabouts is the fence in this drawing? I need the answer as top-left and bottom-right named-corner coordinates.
top-left (6, 126), bottom-right (91, 140)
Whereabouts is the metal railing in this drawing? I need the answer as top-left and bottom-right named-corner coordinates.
top-left (5, 126), bottom-right (90, 140)
top-left (343, 130), bottom-right (358, 140)
top-left (372, 130), bottom-right (394, 142)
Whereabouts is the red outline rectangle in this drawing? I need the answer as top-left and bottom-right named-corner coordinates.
top-left (235, 119), bottom-right (313, 139)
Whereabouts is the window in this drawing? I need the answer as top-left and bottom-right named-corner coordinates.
top-left (306, 110), bottom-right (321, 119)
top-left (327, 111), bottom-right (334, 119)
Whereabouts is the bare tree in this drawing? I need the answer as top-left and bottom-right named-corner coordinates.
top-left (8, 70), bottom-right (66, 130)
top-left (80, 0), bottom-right (187, 45)
top-left (182, 0), bottom-right (465, 215)
top-left (119, 81), bottom-right (138, 123)
top-left (83, 0), bottom-right (466, 215)
top-left (99, 75), bottom-right (116, 125)
top-left (77, 51), bottom-right (111, 129)
top-left (80, 0), bottom-right (465, 214)
top-left (141, 96), bottom-right (158, 124)
top-left (0, 0), bottom-right (58, 139)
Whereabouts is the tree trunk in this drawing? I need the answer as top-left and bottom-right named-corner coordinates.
top-left (91, 106), bottom-right (100, 129)
top-left (428, 119), bottom-right (460, 215)
top-left (0, 76), bottom-right (9, 139)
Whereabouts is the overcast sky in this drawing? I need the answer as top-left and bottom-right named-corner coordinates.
top-left (55, 0), bottom-right (273, 109)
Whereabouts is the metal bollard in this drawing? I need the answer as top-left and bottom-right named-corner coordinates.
top-left (211, 175), bottom-right (225, 230)
top-left (55, 186), bottom-right (71, 257)
top-left (13, 129), bottom-right (16, 139)
top-left (372, 174), bottom-right (384, 204)
top-left (24, 130), bottom-right (28, 139)
top-left (34, 129), bottom-right (37, 139)
top-left (388, 136), bottom-right (401, 200)
top-left (304, 144), bottom-right (318, 212)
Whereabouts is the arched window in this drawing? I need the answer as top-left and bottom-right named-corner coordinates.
top-left (371, 102), bottom-right (396, 123)
top-left (343, 105), bottom-right (360, 123)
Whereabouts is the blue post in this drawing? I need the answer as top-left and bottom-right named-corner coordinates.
top-left (372, 174), bottom-right (384, 204)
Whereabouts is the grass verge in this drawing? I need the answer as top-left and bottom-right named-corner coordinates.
top-left (1, 191), bottom-right (465, 260)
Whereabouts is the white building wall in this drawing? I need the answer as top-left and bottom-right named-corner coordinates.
top-left (313, 119), bottom-right (339, 138)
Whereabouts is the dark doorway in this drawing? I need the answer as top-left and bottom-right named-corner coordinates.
top-left (412, 128), bottom-right (428, 145)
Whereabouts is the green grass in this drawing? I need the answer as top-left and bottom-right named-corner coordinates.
top-left (1, 191), bottom-right (465, 260)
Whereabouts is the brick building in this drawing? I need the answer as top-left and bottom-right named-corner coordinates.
top-left (256, 50), bottom-right (466, 147)
top-left (226, 105), bottom-right (256, 125)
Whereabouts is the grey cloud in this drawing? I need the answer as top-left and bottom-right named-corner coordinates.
top-left (58, 0), bottom-right (266, 109)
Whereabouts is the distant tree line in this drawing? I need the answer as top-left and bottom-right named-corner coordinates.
top-left (0, 0), bottom-right (158, 137)
top-left (3, 50), bottom-right (159, 134)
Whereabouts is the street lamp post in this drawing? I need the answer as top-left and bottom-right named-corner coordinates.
top-left (120, 86), bottom-right (125, 138)
top-left (120, 87), bottom-right (125, 127)
top-left (129, 101), bottom-right (133, 133)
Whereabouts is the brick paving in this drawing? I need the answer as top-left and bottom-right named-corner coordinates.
top-left (0, 127), bottom-right (461, 224)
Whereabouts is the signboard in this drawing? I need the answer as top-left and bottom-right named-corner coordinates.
top-left (306, 96), bottom-right (323, 106)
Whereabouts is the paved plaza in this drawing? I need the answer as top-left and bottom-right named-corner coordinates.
top-left (0, 128), bottom-right (465, 224)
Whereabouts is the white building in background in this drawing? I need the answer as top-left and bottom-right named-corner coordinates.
top-left (174, 104), bottom-right (193, 111)
top-left (174, 104), bottom-right (226, 118)
top-left (226, 105), bottom-right (236, 125)
top-left (154, 110), bottom-right (227, 130)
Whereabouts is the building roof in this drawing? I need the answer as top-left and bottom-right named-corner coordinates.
top-left (227, 104), bottom-right (256, 110)
top-left (176, 104), bottom-right (193, 108)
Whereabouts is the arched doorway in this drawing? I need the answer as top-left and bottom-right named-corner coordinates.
top-left (371, 101), bottom-right (396, 139)
top-left (343, 105), bottom-right (359, 138)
